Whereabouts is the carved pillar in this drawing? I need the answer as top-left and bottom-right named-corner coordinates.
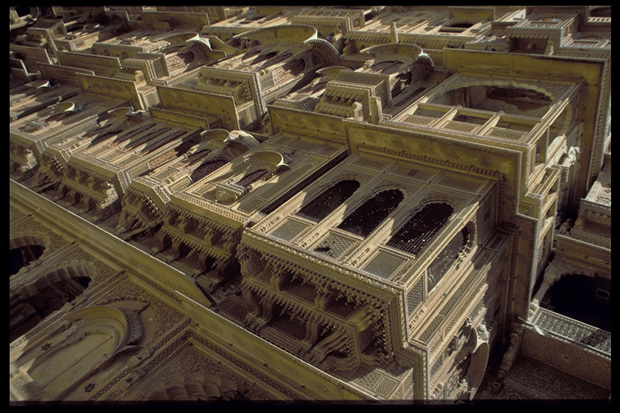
top-left (65, 189), bottom-right (79, 205)
top-left (151, 231), bottom-right (169, 255)
top-left (202, 373), bottom-right (221, 400)
top-left (194, 250), bottom-right (213, 275)
top-left (202, 226), bottom-right (216, 245)
top-left (241, 285), bottom-right (273, 332)
top-left (314, 286), bottom-right (334, 311)
top-left (237, 245), bottom-right (265, 278)
top-left (76, 193), bottom-right (92, 213)
top-left (54, 183), bottom-right (69, 200)
top-left (116, 207), bottom-right (130, 234)
top-left (253, 295), bottom-right (276, 331)
top-left (185, 372), bottom-right (208, 400)
top-left (496, 322), bottom-right (524, 381)
top-left (33, 167), bottom-right (51, 188)
top-left (221, 232), bottom-right (237, 254)
top-left (270, 267), bottom-right (289, 291)
top-left (196, 256), bottom-right (231, 292)
top-left (164, 238), bottom-right (183, 263)
top-left (163, 374), bottom-right (191, 401)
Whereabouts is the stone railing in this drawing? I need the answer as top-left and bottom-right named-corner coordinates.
top-left (530, 306), bottom-right (611, 357)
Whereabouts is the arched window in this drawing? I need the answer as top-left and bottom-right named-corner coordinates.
top-left (338, 189), bottom-right (404, 237)
top-left (298, 180), bottom-right (360, 222)
top-left (387, 202), bottom-right (454, 255)
top-left (10, 236), bottom-right (47, 276)
top-left (10, 269), bottom-right (91, 343)
top-left (10, 244), bottom-right (45, 276)
top-left (427, 224), bottom-right (472, 291)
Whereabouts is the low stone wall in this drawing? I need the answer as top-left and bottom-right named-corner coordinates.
top-left (521, 320), bottom-right (611, 390)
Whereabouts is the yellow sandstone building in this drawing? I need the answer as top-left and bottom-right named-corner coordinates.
top-left (10, 5), bottom-right (611, 404)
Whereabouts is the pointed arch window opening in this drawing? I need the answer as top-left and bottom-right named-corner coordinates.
top-left (297, 180), bottom-right (361, 222)
top-left (10, 244), bottom-right (45, 276)
top-left (10, 273), bottom-right (92, 343)
top-left (386, 202), bottom-right (454, 256)
top-left (337, 189), bottom-right (404, 237)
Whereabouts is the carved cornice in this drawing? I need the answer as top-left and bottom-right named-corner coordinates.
top-left (357, 142), bottom-right (504, 181)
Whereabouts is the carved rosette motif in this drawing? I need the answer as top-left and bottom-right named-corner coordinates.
top-left (418, 140), bottom-right (433, 153)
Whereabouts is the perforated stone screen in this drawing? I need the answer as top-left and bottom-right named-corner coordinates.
top-left (270, 219), bottom-right (309, 242)
top-left (407, 276), bottom-right (425, 314)
top-left (313, 232), bottom-right (357, 259)
top-left (362, 250), bottom-right (406, 279)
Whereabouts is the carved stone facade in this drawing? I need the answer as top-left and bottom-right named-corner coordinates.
top-left (10, 5), bottom-right (610, 405)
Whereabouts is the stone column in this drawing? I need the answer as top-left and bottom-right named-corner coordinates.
top-left (528, 258), bottom-right (566, 319)
top-left (390, 23), bottom-right (399, 44)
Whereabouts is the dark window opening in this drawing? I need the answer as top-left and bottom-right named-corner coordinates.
top-left (427, 225), bottom-right (471, 291)
top-left (392, 72), bottom-right (413, 98)
top-left (173, 136), bottom-right (200, 157)
top-left (446, 22), bottom-right (473, 29)
top-left (338, 189), bottom-right (404, 237)
top-left (111, 122), bottom-right (157, 146)
top-left (298, 180), bottom-right (360, 222)
top-left (177, 51), bottom-right (194, 64)
top-left (184, 148), bottom-right (212, 166)
top-left (268, 304), bottom-right (307, 341)
top-left (439, 22), bottom-right (473, 33)
top-left (10, 245), bottom-right (45, 276)
top-left (542, 274), bottom-right (611, 332)
top-left (251, 51), bottom-right (277, 65)
top-left (237, 169), bottom-right (268, 187)
top-left (190, 159), bottom-right (227, 182)
top-left (387, 203), bottom-right (454, 255)
top-left (46, 112), bottom-right (72, 123)
top-left (123, 127), bottom-right (172, 152)
top-left (590, 7), bottom-right (611, 17)
top-left (140, 129), bottom-right (187, 155)
top-left (261, 151), bottom-right (347, 215)
top-left (15, 6), bottom-right (32, 17)
top-left (10, 275), bottom-right (91, 343)
top-left (281, 59), bottom-right (305, 77)
top-left (452, 114), bottom-right (488, 125)
top-left (428, 85), bottom-right (552, 117)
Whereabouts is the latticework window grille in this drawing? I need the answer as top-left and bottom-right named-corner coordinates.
top-left (297, 180), bottom-right (360, 222)
top-left (386, 203), bottom-right (453, 255)
top-left (338, 189), bottom-right (404, 237)
top-left (190, 160), bottom-right (227, 182)
top-left (313, 232), bottom-right (357, 259)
